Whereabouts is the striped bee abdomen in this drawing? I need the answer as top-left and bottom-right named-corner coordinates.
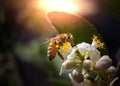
top-left (47, 42), bottom-right (58, 61)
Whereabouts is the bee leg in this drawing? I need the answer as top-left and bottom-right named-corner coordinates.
top-left (48, 54), bottom-right (55, 61)
top-left (57, 51), bottom-right (64, 60)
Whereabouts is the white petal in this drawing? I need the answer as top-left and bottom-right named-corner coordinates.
top-left (77, 42), bottom-right (91, 54)
top-left (76, 42), bottom-right (100, 62)
top-left (67, 47), bottom-right (77, 60)
top-left (90, 47), bottom-right (100, 62)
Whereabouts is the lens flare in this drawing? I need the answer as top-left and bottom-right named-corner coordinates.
top-left (37, 0), bottom-right (79, 14)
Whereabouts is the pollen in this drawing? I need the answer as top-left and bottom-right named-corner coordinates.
top-left (56, 45), bottom-right (60, 49)
top-left (60, 42), bottom-right (71, 54)
top-left (92, 35), bottom-right (105, 49)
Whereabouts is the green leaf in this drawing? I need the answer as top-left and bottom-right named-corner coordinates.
top-left (47, 11), bottom-right (108, 55)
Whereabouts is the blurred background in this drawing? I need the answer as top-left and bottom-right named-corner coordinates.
top-left (0, 0), bottom-right (120, 86)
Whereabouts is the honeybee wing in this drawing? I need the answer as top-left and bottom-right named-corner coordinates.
top-left (40, 34), bottom-right (57, 46)
top-left (40, 39), bottom-right (50, 46)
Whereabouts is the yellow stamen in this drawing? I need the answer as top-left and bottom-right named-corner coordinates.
top-left (60, 42), bottom-right (71, 54)
top-left (99, 42), bottom-right (105, 49)
top-left (93, 35), bottom-right (98, 41)
top-left (92, 35), bottom-right (105, 49)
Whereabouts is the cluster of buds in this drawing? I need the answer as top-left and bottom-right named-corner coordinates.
top-left (58, 35), bottom-right (118, 86)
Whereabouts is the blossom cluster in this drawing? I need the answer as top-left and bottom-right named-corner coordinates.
top-left (58, 35), bottom-right (118, 86)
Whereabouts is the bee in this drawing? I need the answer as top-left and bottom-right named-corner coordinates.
top-left (47, 33), bottom-right (74, 61)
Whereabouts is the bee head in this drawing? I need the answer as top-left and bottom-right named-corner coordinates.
top-left (67, 33), bottom-right (73, 39)
top-left (66, 33), bottom-right (74, 45)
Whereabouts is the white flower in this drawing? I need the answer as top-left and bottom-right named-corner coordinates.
top-left (57, 34), bottom-right (110, 86)
top-left (60, 41), bottom-right (101, 75)
top-left (76, 42), bottom-right (100, 62)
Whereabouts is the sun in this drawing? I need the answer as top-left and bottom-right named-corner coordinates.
top-left (37, 0), bottom-right (79, 14)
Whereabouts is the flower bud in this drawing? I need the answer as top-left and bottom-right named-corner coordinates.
top-left (107, 66), bottom-right (116, 78)
top-left (69, 73), bottom-right (80, 86)
top-left (62, 59), bottom-right (75, 69)
top-left (71, 69), bottom-right (84, 83)
top-left (95, 55), bottom-right (112, 71)
top-left (107, 66), bottom-right (116, 74)
top-left (88, 71), bottom-right (98, 80)
top-left (59, 59), bottom-right (75, 75)
top-left (83, 60), bottom-right (93, 70)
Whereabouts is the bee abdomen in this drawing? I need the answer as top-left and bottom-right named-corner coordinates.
top-left (47, 43), bottom-right (57, 61)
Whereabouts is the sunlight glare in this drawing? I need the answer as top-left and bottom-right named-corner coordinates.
top-left (38, 0), bottom-right (79, 14)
